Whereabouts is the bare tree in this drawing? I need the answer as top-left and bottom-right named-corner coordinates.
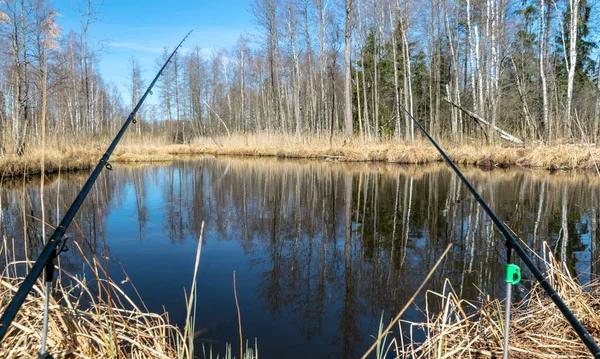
top-left (343, 0), bottom-right (353, 137)
top-left (128, 57), bottom-right (143, 136)
top-left (565, 0), bottom-right (580, 138)
top-left (78, 0), bottom-right (102, 134)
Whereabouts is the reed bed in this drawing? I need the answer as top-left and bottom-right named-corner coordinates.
top-left (0, 237), bottom-right (185, 358)
top-left (189, 134), bottom-right (600, 171)
top-left (395, 243), bottom-right (600, 358)
top-left (0, 233), bottom-right (257, 358)
top-left (1, 133), bottom-right (600, 177)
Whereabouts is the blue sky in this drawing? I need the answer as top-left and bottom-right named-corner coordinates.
top-left (53, 0), bottom-right (256, 102)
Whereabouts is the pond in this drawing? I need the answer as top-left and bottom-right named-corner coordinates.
top-left (1, 156), bottom-right (599, 358)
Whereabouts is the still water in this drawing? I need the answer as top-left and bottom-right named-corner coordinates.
top-left (1, 157), bottom-right (599, 358)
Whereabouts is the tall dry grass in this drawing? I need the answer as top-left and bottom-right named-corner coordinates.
top-left (2, 133), bottom-right (600, 177)
top-left (0, 227), bottom-right (257, 358)
top-left (385, 242), bottom-right (600, 358)
top-left (0, 235), bottom-right (188, 358)
top-left (189, 134), bottom-right (600, 170)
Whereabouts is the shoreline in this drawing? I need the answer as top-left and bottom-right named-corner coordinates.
top-left (1, 136), bottom-right (599, 178)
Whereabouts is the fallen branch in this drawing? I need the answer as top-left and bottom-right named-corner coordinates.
top-left (443, 98), bottom-right (524, 144)
top-left (318, 155), bottom-right (345, 160)
top-left (202, 100), bottom-right (231, 137)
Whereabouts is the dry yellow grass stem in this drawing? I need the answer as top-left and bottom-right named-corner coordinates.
top-left (399, 244), bottom-right (600, 358)
top-left (0, 237), bottom-right (189, 358)
top-left (361, 244), bottom-right (453, 359)
top-left (2, 134), bottom-right (600, 177)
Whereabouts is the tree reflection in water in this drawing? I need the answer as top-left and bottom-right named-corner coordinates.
top-left (1, 158), bottom-right (599, 358)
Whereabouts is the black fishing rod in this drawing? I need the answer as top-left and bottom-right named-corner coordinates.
top-left (0, 30), bottom-right (193, 343)
top-left (399, 104), bottom-right (600, 357)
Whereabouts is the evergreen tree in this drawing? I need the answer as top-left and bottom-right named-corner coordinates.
top-left (555, 0), bottom-right (596, 85)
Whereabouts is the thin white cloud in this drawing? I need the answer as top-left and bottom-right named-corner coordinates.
top-left (109, 42), bottom-right (164, 53)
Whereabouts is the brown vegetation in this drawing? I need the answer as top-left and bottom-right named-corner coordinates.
top-left (0, 229), bottom-right (259, 358)
top-left (0, 237), bottom-right (190, 358)
top-left (2, 135), bottom-right (600, 178)
top-left (395, 244), bottom-right (600, 358)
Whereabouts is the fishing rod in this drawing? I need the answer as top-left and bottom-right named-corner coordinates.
top-left (398, 103), bottom-right (600, 357)
top-left (0, 30), bottom-right (193, 345)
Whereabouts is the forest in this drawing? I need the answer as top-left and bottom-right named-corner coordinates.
top-left (0, 0), bottom-right (598, 157)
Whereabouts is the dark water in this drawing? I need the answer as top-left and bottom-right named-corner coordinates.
top-left (2, 157), bottom-right (600, 358)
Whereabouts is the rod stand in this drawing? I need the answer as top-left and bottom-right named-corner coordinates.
top-left (38, 236), bottom-right (68, 359)
top-left (503, 263), bottom-right (521, 359)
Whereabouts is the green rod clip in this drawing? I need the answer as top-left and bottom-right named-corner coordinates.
top-left (506, 264), bottom-right (521, 285)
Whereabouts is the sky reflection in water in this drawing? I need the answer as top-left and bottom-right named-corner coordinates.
top-left (2, 157), bottom-right (599, 358)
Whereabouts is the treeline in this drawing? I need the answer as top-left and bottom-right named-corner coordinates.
top-left (1, 0), bottom-right (599, 157)
top-left (152, 0), bottom-right (598, 145)
top-left (178, 0), bottom-right (600, 144)
top-left (0, 0), bottom-right (129, 155)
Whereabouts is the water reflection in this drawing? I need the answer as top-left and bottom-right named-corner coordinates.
top-left (1, 158), bottom-right (600, 358)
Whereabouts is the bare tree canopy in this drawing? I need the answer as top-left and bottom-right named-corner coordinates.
top-left (0, 0), bottom-right (599, 155)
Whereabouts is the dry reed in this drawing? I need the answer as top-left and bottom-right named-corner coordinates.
top-left (0, 236), bottom-right (187, 358)
top-left (0, 223), bottom-right (259, 359)
top-left (396, 243), bottom-right (600, 358)
top-left (0, 229), bottom-right (258, 359)
top-left (2, 134), bottom-right (600, 177)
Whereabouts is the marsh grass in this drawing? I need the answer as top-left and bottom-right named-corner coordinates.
top-left (189, 134), bottom-right (600, 170)
top-left (2, 134), bottom-right (600, 177)
top-left (0, 228), bottom-right (257, 358)
top-left (0, 235), bottom-right (186, 358)
top-left (393, 243), bottom-right (600, 358)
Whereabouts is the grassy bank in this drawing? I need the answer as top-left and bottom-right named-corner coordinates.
top-left (381, 244), bottom-right (600, 358)
top-left (186, 135), bottom-right (600, 171)
top-left (1, 134), bottom-right (600, 177)
top-left (0, 238), bottom-right (187, 358)
top-left (0, 233), bottom-right (258, 359)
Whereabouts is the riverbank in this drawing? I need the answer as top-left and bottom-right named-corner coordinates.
top-left (1, 134), bottom-right (599, 177)
top-left (394, 244), bottom-right (600, 358)
top-left (0, 237), bottom-right (191, 358)
top-left (0, 234), bottom-right (258, 359)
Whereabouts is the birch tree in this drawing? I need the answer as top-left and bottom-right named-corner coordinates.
top-left (343, 0), bottom-right (353, 137)
top-left (564, 0), bottom-right (579, 137)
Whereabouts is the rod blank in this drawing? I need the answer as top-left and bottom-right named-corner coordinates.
top-left (0, 30), bottom-right (193, 342)
top-left (398, 102), bottom-right (600, 357)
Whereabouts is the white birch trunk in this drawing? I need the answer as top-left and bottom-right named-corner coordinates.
top-left (389, 0), bottom-right (402, 142)
top-left (539, 0), bottom-right (550, 142)
top-left (595, 58), bottom-right (600, 144)
top-left (398, 0), bottom-right (414, 142)
top-left (467, 0), bottom-right (478, 114)
top-left (565, 0), bottom-right (579, 138)
top-left (344, 0), bottom-right (353, 137)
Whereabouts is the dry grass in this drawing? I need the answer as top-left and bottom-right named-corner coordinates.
top-left (0, 236), bottom-right (192, 358)
top-left (0, 225), bottom-right (258, 359)
top-left (0, 146), bottom-right (98, 177)
top-left (2, 133), bottom-right (600, 177)
top-left (189, 134), bottom-right (600, 170)
top-left (395, 243), bottom-right (600, 358)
